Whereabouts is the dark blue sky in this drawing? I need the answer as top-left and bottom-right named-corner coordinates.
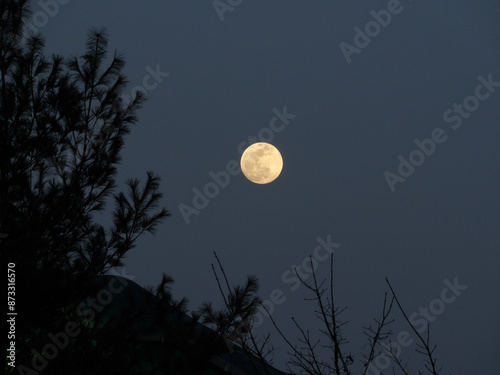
top-left (35, 0), bottom-right (499, 373)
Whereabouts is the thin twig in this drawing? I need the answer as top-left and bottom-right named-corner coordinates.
top-left (385, 278), bottom-right (439, 375)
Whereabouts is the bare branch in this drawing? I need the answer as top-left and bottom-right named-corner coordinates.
top-left (385, 278), bottom-right (441, 375)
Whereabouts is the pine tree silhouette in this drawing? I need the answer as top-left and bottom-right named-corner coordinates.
top-left (1, 1), bottom-right (168, 372)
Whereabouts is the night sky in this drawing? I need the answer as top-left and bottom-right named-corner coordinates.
top-left (32, 0), bottom-right (500, 373)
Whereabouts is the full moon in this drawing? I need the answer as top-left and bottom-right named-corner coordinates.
top-left (240, 143), bottom-right (283, 184)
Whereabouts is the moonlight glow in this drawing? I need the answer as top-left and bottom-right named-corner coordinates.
top-left (240, 143), bottom-right (283, 184)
